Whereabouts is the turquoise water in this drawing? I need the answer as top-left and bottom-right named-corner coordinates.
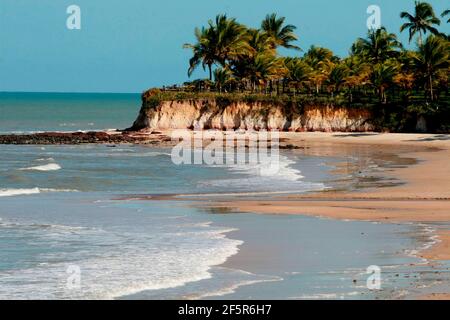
top-left (0, 93), bottom-right (430, 299)
top-left (0, 92), bottom-right (140, 133)
top-left (0, 143), bottom-right (428, 299)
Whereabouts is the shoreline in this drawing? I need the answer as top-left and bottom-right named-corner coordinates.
top-left (210, 132), bottom-right (450, 299)
top-left (100, 130), bottom-right (449, 265)
top-left (2, 130), bottom-right (449, 298)
top-left (106, 130), bottom-right (450, 298)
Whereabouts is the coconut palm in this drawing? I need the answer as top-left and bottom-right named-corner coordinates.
top-left (325, 63), bottom-right (348, 97)
top-left (370, 60), bottom-right (400, 104)
top-left (303, 46), bottom-right (337, 67)
top-left (392, 50), bottom-right (417, 100)
top-left (340, 56), bottom-right (371, 103)
top-left (214, 68), bottom-right (234, 92)
top-left (303, 46), bottom-right (337, 94)
top-left (228, 26), bottom-right (283, 91)
top-left (184, 14), bottom-right (251, 80)
top-left (400, 1), bottom-right (441, 45)
top-left (244, 53), bottom-right (287, 92)
top-left (184, 26), bottom-right (217, 80)
top-left (353, 27), bottom-right (402, 63)
top-left (342, 55), bottom-right (371, 88)
top-left (284, 58), bottom-right (312, 94)
top-left (212, 14), bottom-right (252, 66)
top-left (442, 9), bottom-right (450, 23)
top-left (413, 35), bottom-right (450, 101)
top-left (261, 13), bottom-right (300, 50)
top-left (246, 28), bottom-right (275, 56)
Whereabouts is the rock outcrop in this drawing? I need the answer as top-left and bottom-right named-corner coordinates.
top-left (128, 99), bottom-right (374, 132)
top-left (0, 131), bottom-right (171, 145)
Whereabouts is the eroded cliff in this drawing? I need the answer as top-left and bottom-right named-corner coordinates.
top-left (128, 98), bottom-right (374, 132)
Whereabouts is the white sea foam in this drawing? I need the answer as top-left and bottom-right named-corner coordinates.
top-left (0, 188), bottom-right (78, 197)
top-left (212, 151), bottom-right (304, 180)
top-left (0, 188), bottom-right (41, 197)
top-left (36, 157), bottom-right (55, 162)
top-left (0, 219), bottom-right (96, 232)
top-left (182, 268), bottom-right (282, 300)
top-left (202, 153), bottom-right (325, 193)
top-left (0, 220), bottom-right (243, 300)
top-left (290, 291), bottom-right (362, 299)
top-left (404, 224), bottom-right (439, 263)
top-left (19, 163), bottom-right (61, 171)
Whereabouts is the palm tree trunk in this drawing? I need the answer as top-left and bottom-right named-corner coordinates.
top-left (208, 64), bottom-right (212, 81)
top-left (429, 74), bottom-right (434, 101)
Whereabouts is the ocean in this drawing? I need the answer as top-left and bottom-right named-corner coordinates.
top-left (0, 92), bottom-right (139, 133)
top-left (0, 93), bottom-right (433, 299)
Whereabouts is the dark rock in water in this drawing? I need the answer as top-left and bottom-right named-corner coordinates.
top-left (279, 144), bottom-right (308, 150)
top-left (0, 131), bottom-right (164, 145)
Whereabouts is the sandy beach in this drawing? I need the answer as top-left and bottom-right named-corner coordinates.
top-left (199, 132), bottom-right (450, 299)
top-left (4, 129), bottom-right (448, 299)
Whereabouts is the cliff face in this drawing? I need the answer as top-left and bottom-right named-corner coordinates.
top-left (129, 99), bottom-right (374, 132)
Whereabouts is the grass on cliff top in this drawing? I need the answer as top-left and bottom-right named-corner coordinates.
top-left (140, 90), bottom-right (373, 110)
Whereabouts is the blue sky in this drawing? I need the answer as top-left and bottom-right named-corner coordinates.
top-left (0, 0), bottom-right (448, 93)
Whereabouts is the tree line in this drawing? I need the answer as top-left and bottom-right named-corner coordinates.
top-left (182, 2), bottom-right (449, 109)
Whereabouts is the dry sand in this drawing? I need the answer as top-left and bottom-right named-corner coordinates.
top-left (207, 132), bottom-right (450, 299)
top-left (153, 130), bottom-right (450, 299)
top-left (160, 130), bottom-right (449, 262)
top-left (228, 132), bottom-right (450, 248)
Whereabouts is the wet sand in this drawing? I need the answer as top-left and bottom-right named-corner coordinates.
top-left (420, 230), bottom-right (450, 261)
top-left (213, 132), bottom-right (450, 299)
top-left (117, 130), bottom-right (450, 299)
top-left (419, 293), bottom-right (450, 300)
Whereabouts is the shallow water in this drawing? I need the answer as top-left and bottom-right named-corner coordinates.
top-left (0, 92), bottom-right (435, 299)
top-left (0, 143), bottom-right (429, 299)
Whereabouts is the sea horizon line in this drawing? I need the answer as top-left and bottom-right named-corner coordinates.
top-left (0, 90), bottom-right (142, 95)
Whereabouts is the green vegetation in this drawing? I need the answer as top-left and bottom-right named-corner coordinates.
top-left (400, 1), bottom-right (441, 44)
top-left (144, 1), bottom-right (450, 132)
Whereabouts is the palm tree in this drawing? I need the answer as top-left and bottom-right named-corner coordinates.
top-left (211, 14), bottom-right (252, 66)
top-left (261, 13), bottom-right (300, 50)
top-left (400, 1), bottom-right (441, 45)
top-left (227, 29), bottom-right (270, 91)
top-left (284, 58), bottom-right (312, 94)
top-left (214, 68), bottom-right (234, 92)
top-left (325, 63), bottom-right (348, 98)
top-left (342, 55), bottom-right (371, 102)
top-left (244, 53), bottom-right (287, 92)
top-left (184, 14), bottom-right (251, 80)
top-left (303, 46), bottom-right (337, 65)
top-left (303, 46), bottom-right (337, 94)
top-left (246, 28), bottom-right (275, 56)
top-left (184, 26), bottom-right (217, 80)
top-left (353, 27), bottom-right (402, 63)
top-left (393, 50), bottom-right (417, 101)
top-left (442, 9), bottom-right (450, 23)
top-left (370, 60), bottom-right (400, 104)
top-left (413, 35), bottom-right (450, 101)
top-left (342, 56), bottom-right (371, 88)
